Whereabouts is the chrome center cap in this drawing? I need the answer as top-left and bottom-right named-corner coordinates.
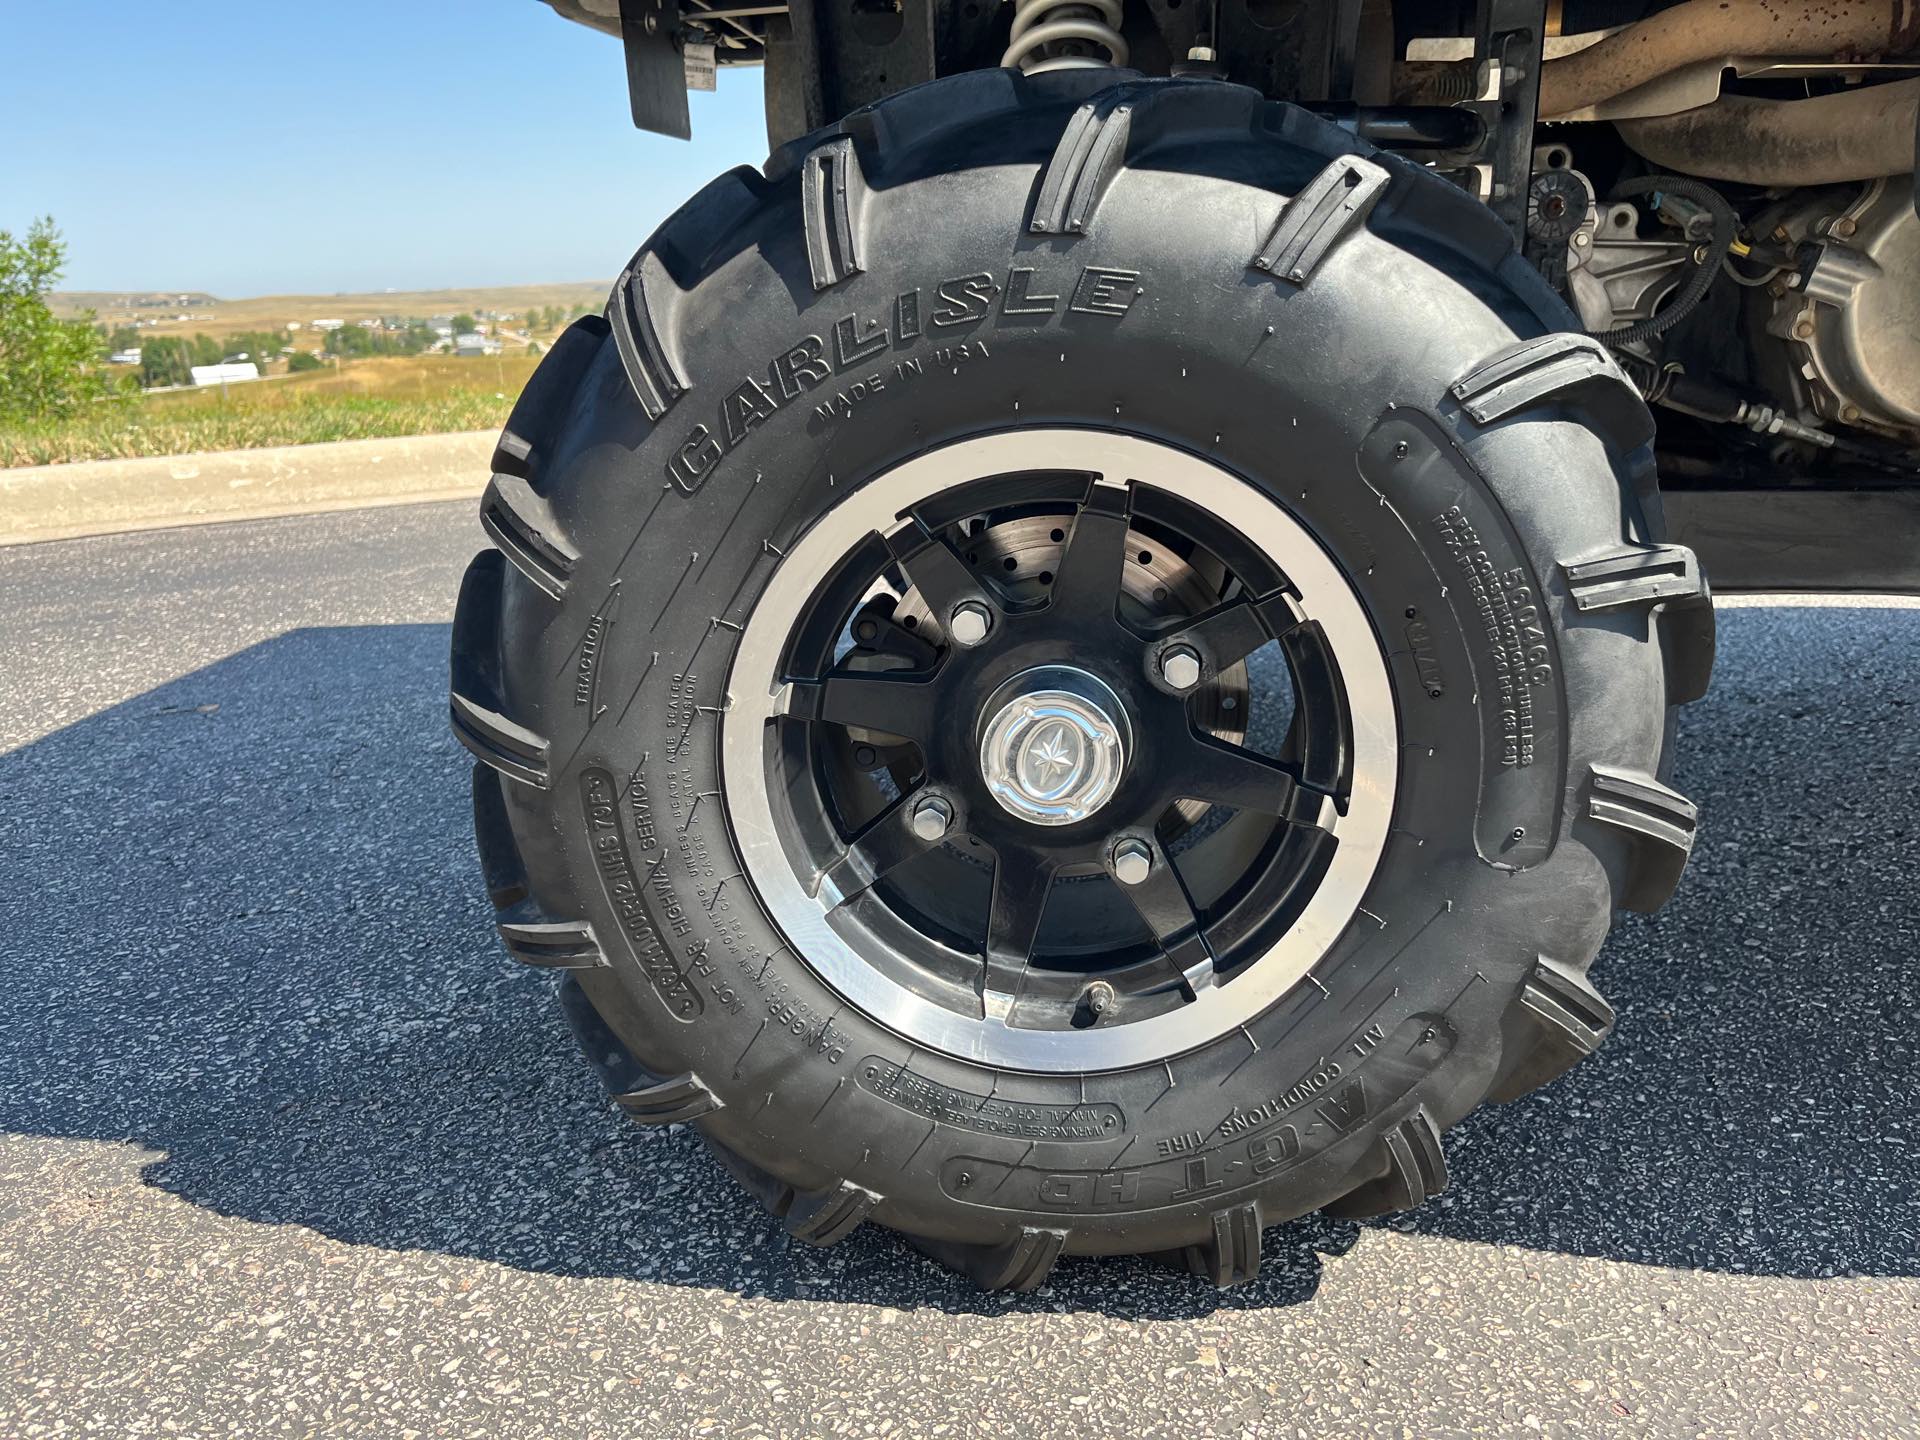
top-left (978, 666), bottom-right (1131, 826)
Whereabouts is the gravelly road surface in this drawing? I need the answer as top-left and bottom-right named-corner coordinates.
top-left (1, 501), bottom-right (1915, 1439)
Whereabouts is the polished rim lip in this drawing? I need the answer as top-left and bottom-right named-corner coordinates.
top-left (719, 429), bottom-right (1398, 1072)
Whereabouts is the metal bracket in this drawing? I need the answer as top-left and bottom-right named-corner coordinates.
top-left (1448, 0), bottom-right (1547, 243)
top-left (620, 0), bottom-right (690, 140)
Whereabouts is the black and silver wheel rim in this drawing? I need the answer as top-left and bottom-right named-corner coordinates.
top-left (722, 430), bottom-right (1396, 1070)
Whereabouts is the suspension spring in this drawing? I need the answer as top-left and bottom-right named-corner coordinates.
top-left (1001, 0), bottom-right (1129, 73)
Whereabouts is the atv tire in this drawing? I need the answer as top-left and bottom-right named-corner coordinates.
top-left (451, 69), bottom-right (1713, 1290)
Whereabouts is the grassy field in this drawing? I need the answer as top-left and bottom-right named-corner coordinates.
top-left (52, 281), bottom-right (610, 338)
top-left (1, 353), bottom-right (542, 467)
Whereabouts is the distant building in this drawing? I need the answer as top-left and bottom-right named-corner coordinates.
top-left (311, 318), bottom-right (345, 331)
top-left (454, 332), bottom-right (500, 357)
top-left (190, 362), bottom-right (261, 386)
top-left (108, 347), bottom-right (142, 365)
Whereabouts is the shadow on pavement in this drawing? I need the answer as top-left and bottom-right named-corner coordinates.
top-left (1, 610), bottom-right (1914, 1314)
top-left (1395, 603), bottom-right (1920, 1280)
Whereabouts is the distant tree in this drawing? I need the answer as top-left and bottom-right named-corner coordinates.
top-left (0, 217), bottom-right (124, 423)
top-left (324, 324), bottom-right (373, 358)
top-left (527, 340), bottom-right (543, 357)
top-left (286, 350), bottom-right (325, 373)
top-left (106, 326), bottom-right (142, 354)
top-left (451, 312), bottom-right (475, 334)
top-left (323, 320), bottom-right (436, 359)
top-left (224, 330), bottom-right (284, 368)
top-left (137, 336), bottom-right (193, 388)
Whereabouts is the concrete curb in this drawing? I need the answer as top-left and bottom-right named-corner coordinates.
top-left (0, 430), bottom-right (495, 545)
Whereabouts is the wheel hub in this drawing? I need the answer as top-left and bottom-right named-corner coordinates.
top-left (977, 666), bottom-right (1131, 826)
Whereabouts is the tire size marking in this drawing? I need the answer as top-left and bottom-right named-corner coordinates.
top-left (1358, 411), bottom-right (1564, 868)
top-left (934, 1012), bottom-right (1453, 1217)
top-left (940, 1079), bottom-right (1374, 1216)
top-left (578, 764), bottom-right (757, 1021)
top-left (1433, 504), bottom-right (1551, 770)
top-left (856, 1059), bottom-right (1124, 1141)
top-left (664, 263), bottom-right (1143, 495)
top-left (580, 766), bottom-right (703, 1021)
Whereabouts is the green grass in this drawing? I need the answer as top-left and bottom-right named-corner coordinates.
top-left (1, 353), bottom-right (542, 467)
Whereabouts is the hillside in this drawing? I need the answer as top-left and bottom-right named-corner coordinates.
top-left (51, 281), bottom-right (611, 334)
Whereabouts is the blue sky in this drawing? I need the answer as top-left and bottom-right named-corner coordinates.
top-left (2, 1), bottom-right (769, 295)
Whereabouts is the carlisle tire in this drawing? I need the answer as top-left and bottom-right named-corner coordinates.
top-left (451, 70), bottom-right (1713, 1289)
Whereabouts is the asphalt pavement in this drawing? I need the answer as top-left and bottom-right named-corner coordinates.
top-left (1, 501), bottom-right (1915, 1438)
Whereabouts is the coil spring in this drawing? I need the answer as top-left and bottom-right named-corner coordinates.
top-left (1001, 0), bottom-right (1128, 73)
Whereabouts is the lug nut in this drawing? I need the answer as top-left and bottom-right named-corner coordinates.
top-left (910, 795), bottom-right (953, 842)
top-left (1110, 837), bottom-right (1153, 886)
top-left (948, 601), bottom-right (992, 647)
top-left (1159, 645), bottom-right (1202, 691)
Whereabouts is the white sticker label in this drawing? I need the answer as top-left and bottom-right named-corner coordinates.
top-left (684, 42), bottom-right (717, 92)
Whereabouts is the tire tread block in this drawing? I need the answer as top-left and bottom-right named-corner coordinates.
top-left (702, 1134), bottom-right (798, 1216)
top-left (1250, 154), bottom-right (1390, 284)
top-left (802, 137), bottom-right (866, 290)
top-left (607, 256), bottom-right (686, 421)
top-left (786, 1180), bottom-right (880, 1247)
top-left (1662, 592), bottom-right (1718, 706)
top-left (1563, 542), bottom-right (1716, 706)
top-left (470, 762), bottom-right (530, 911)
top-left (1587, 765), bottom-right (1698, 913)
top-left (613, 1072), bottom-right (723, 1126)
top-left (1174, 1201), bottom-right (1262, 1288)
top-left (481, 472), bottom-right (579, 600)
top-left (493, 314), bottom-right (610, 481)
top-left (1323, 1108), bottom-right (1447, 1219)
top-left (1490, 956), bottom-right (1617, 1102)
top-left (1031, 96), bottom-right (1132, 236)
top-left (449, 551), bottom-right (550, 789)
top-left (917, 1226), bottom-right (1068, 1293)
top-left (1563, 542), bottom-right (1703, 613)
top-left (1451, 333), bottom-right (1654, 451)
top-left (557, 976), bottom-right (722, 1126)
top-left (496, 903), bottom-right (606, 971)
top-left (449, 691), bottom-right (550, 790)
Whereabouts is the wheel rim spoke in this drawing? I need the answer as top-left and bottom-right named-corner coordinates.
top-left (1115, 838), bottom-right (1217, 994)
top-left (1157, 590), bottom-right (1300, 673)
top-left (885, 522), bottom-right (992, 628)
top-left (788, 668), bottom-right (939, 746)
top-left (1168, 732), bottom-right (1303, 815)
top-left (816, 789), bottom-right (945, 909)
top-left (982, 845), bottom-right (1058, 1002)
top-left (1047, 484), bottom-right (1132, 623)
